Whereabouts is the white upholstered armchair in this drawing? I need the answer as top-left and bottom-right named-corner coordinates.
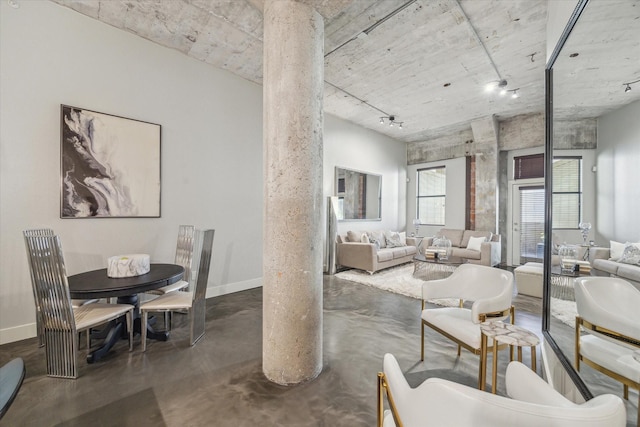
top-left (574, 276), bottom-right (640, 425)
top-left (378, 353), bottom-right (626, 427)
top-left (420, 264), bottom-right (514, 389)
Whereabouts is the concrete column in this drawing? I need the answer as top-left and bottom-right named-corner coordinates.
top-left (471, 116), bottom-right (499, 233)
top-left (262, 0), bottom-right (324, 385)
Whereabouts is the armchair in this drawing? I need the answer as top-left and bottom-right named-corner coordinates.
top-left (574, 276), bottom-right (640, 425)
top-left (378, 353), bottom-right (626, 427)
top-left (420, 264), bottom-right (514, 389)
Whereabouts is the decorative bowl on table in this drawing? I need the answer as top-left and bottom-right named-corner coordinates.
top-left (107, 254), bottom-right (150, 278)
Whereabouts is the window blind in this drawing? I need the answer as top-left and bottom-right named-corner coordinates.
top-left (552, 157), bottom-right (582, 228)
top-left (519, 186), bottom-right (545, 262)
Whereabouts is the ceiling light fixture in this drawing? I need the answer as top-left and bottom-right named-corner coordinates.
top-left (7, 0), bottom-right (19, 8)
top-left (380, 116), bottom-right (403, 129)
top-left (508, 88), bottom-right (520, 99)
top-left (623, 79), bottom-right (640, 93)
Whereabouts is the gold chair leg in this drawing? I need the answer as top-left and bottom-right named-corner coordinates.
top-left (531, 346), bottom-right (536, 372)
top-left (492, 342), bottom-right (498, 394)
top-left (457, 344), bottom-right (461, 357)
top-left (624, 384), bottom-right (629, 400)
top-left (479, 333), bottom-right (487, 390)
top-left (517, 346), bottom-right (523, 363)
top-left (377, 373), bottom-right (384, 427)
top-left (420, 321), bottom-right (425, 361)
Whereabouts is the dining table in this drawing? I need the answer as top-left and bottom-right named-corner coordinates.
top-left (67, 263), bottom-right (184, 363)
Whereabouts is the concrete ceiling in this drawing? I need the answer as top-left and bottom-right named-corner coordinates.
top-left (48, 0), bottom-right (638, 143)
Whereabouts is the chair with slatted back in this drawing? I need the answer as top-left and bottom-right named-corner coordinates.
top-left (140, 229), bottom-right (214, 351)
top-left (24, 234), bottom-right (134, 378)
top-left (23, 229), bottom-right (97, 347)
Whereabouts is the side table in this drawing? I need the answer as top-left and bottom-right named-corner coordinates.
top-left (480, 321), bottom-right (540, 394)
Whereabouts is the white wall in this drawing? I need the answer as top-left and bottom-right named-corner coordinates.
top-left (596, 100), bottom-right (640, 243)
top-left (0, 1), bottom-right (264, 343)
top-left (406, 157), bottom-right (467, 238)
top-left (324, 114), bottom-right (407, 235)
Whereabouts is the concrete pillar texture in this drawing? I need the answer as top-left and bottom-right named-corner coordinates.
top-left (262, 0), bottom-right (324, 385)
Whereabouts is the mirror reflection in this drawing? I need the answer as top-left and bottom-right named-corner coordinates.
top-left (548, 1), bottom-right (640, 425)
top-left (334, 167), bottom-right (381, 221)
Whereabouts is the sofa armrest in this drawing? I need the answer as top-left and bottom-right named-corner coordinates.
top-left (406, 237), bottom-right (417, 248)
top-left (589, 247), bottom-right (610, 263)
top-left (336, 242), bottom-right (377, 272)
top-left (479, 241), bottom-right (501, 267)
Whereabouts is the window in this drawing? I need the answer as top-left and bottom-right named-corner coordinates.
top-left (514, 153), bottom-right (544, 180)
top-left (552, 157), bottom-right (582, 228)
top-left (417, 166), bottom-right (445, 225)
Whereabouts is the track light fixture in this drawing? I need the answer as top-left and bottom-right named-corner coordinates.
top-left (623, 79), bottom-right (640, 93)
top-left (508, 88), bottom-right (520, 99)
top-left (484, 79), bottom-right (508, 93)
top-left (379, 115), bottom-right (403, 129)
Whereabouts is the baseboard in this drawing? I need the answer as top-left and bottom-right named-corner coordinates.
top-left (0, 278), bottom-right (263, 345)
top-left (0, 323), bottom-right (37, 345)
top-left (205, 277), bottom-right (262, 298)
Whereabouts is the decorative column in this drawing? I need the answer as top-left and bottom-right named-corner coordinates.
top-left (262, 0), bottom-right (324, 385)
top-left (471, 116), bottom-right (500, 233)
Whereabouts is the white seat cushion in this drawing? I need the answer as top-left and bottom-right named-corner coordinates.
top-left (580, 335), bottom-right (640, 383)
top-left (147, 280), bottom-right (189, 295)
top-left (73, 303), bottom-right (132, 331)
top-left (422, 308), bottom-right (493, 349)
top-left (141, 292), bottom-right (193, 311)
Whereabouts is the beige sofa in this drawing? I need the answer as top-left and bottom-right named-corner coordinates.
top-left (589, 246), bottom-right (640, 288)
top-left (336, 230), bottom-right (418, 274)
top-left (422, 228), bottom-right (501, 267)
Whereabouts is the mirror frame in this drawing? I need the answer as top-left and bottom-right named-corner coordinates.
top-left (334, 166), bottom-right (382, 222)
top-left (543, 0), bottom-right (592, 400)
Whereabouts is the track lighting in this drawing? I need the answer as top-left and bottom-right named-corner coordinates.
top-left (508, 88), bottom-right (520, 99)
top-left (623, 79), bottom-right (640, 93)
top-left (485, 79), bottom-right (508, 93)
top-left (379, 115), bottom-right (403, 129)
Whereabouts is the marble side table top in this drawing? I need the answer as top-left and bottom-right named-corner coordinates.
top-left (480, 321), bottom-right (540, 347)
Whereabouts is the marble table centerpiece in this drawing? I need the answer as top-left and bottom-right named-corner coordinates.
top-left (107, 254), bottom-right (150, 278)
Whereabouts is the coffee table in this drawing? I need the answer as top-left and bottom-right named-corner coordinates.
top-left (413, 254), bottom-right (465, 281)
top-left (550, 266), bottom-right (591, 301)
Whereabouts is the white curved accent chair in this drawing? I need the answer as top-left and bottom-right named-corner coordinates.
top-left (420, 264), bottom-right (514, 388)
top-left (574, 276), bottom-right (640, 425)
top-left (378, 353), bottom-right (626, 427)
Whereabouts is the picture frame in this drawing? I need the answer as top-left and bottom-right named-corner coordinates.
top-left (60, 105), bottom-right (161, 218)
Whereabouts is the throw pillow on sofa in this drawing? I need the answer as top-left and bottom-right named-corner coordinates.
top-left (347, 230), bottom-right (363, 243)
top-left (610, 240), bottom-right (626, 260)
top-left (618, 243), bottom-right (640, 265)
top-left (467, 235), bottom-right (486, 252)
top-left (367, 231), bottom-right (387, 249)
top-left (385, 231), bottom-right (406, 248)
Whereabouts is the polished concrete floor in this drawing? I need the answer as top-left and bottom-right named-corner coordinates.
top-left (0, 273), bottom-right (623, 426)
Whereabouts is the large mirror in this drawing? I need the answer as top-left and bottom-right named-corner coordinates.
top-left (334, 167), bottom-right (382, 221)
top-left (545, 0), bottom-right (640, 424)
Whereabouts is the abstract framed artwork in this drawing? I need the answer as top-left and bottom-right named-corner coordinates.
top-left (60, 105), bottom-right (161, 218)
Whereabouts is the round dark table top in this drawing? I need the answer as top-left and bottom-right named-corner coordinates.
top-left (68, 263), bottom-right (184, 299)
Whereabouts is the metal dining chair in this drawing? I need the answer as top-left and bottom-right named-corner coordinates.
top-left (140, 229), bottom-right (214, 351)
top-left (147, 225), bottom-right (196, 295)
top-left (24, 234), bottom-right (135, 378)
top-left (23, 229), bottom-right (98, 347)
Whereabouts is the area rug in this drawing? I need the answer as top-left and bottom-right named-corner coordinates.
top-left (550, 297), bottom-right (577, 328)
top-left (335, 264), bottom-right (578, 327)
top-left (335, 264), bottom-right (458, 307)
